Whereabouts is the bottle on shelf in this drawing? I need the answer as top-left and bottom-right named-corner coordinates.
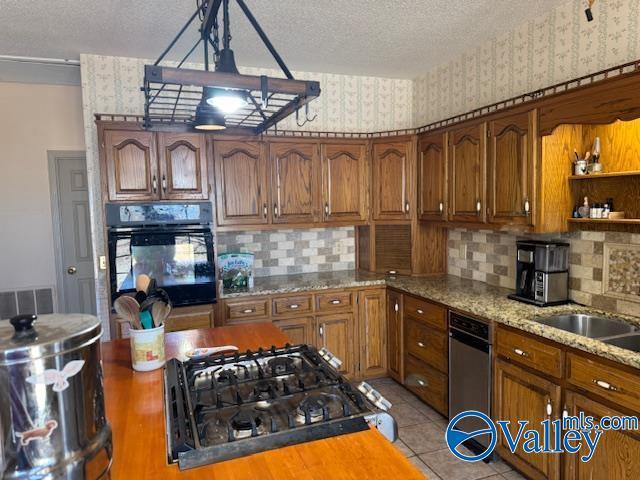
top-left (578, 197), bottom-right (590, 218)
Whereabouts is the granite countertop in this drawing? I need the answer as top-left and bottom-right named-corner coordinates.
top-left (221, 271), bottom-right (640, 370)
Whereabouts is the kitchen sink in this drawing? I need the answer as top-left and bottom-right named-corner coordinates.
top-left (602, 334), bottom-right (640, 352)
top-left (535, 314), bottom-right (638, 338)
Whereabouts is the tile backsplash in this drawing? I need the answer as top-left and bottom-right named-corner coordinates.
top-left (448, 229), bottom-right (640, 317)
top-left (217, 227), bottom-right (356, 278)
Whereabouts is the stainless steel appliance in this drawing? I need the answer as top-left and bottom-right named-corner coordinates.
top-left (106, 202), bottom-right (216, 307)
top-left (508, 240), bottom-right (569, 306)
top-left (0, 314), bottom-right (112, 479)
top-left (449, 312), bottom-right (493, 455)
top-left (164, 344), bottom-right (397, 470)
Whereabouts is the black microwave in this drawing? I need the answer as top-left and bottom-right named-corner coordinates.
top-left (106, 202), bottom-right (216, 306)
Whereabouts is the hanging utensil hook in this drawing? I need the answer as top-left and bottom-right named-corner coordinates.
top-left (296, 103), bottom-right (317, 127)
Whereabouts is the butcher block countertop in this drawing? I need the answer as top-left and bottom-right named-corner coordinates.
top-left (101, 323), bottom-right (424, 479)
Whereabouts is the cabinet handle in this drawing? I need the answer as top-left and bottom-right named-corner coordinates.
top-left (330, 299), bottom-right (341, 305)
top-left (263, 203), bottom-right (268, 218)
top-left (289, 304), bottom-right (300, 309)
top-left (417, 379), bottom-right (427, 387)
top-left (417, 341), bottom-right (425, 348)
top-left (439, 201), bottom-right (444, 214)
top-left (562, 406), bottom-right (568, 419)
top-left (524, 199), bottom-right (530, 215)
top-left (513, 348), bottom-right (528, 357)
top-left (387, 270), bottom-right (397, 275)
top-left (476, 200), bottom-right (482, 214)
top-left (162, 174), bottom-right (167, 193)
top-left (319, 326), bottom-right (324, 337)
top-left (416, 309), bottom-right (424, 315)
top-left (152, 175), bottom-right (158, 194)
top-left (546, 399), bottom-right (552, 416)
top-left (405, 201), bottom-right (410, 213)
top-left (325, 203), bottom-right (330, 215)
top-left (273, 203), bottom-right (279, 217)
top-left (593, 379), bottom-right (618, 391)
top-left (394, 302), bottom-right (399, 312)
top-left (242, 309), bottom-right (255, 314)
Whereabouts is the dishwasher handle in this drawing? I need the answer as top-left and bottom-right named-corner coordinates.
top-left (449, 328), bottom-right (491, 354)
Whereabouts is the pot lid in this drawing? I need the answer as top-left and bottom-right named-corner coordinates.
top-left (0, 313), bottom-right (102, 365)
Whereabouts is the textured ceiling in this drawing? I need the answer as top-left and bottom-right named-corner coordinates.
top-left (0, 0), bottom-right (567, 79)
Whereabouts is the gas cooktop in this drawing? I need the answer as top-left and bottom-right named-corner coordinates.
top-left (164, 344), bottom-right (396, 470)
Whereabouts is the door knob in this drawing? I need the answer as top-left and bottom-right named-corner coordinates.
top-left (67, 266), bottom-right (77, 275)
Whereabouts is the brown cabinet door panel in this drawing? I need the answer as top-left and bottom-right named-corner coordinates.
top-left (565, 390), bottom-right (640, 480)
top-left (372, 142), bottom-right (410, 220)
top-left (214, 140), bottom-right (269, 226)
top-left (321, 143), bottom-right (367, 222)
top-left (358, 290), bottom-right (386, 378)
top-left (386, 290), bottom-right (403, 382)
top-left (418, 133), bottom-right (447, 221)
top-left (104, 130), bottom-right (158, 201)
top-left (494, 358), bottom-right (561, 480)
top-left (448, 123), bottom-right (486, 222)
top-left (273, 317), bottom-right (315, 346)
top-left (158, 133), bottom-right (208, 200)
top-left (488, 111), bottom-right (533, 226)
top-left (317, 313), bottom-right (355, 377)
top-left (271, 142), bottom-right (320, 223)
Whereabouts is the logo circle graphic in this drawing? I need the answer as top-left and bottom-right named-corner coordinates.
top-left (445, 410), bottom-right (497, 462)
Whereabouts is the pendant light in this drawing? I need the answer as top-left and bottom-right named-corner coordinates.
top-left (194, 87), bottom-right (226, 130)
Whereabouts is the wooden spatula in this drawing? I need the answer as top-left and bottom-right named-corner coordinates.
top-left (114, 295), bottom-right (142, 330)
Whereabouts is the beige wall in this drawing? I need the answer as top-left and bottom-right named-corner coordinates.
top-left (0, 82), bottom-right (85, 293)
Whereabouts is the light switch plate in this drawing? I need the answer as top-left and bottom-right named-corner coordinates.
top-left (99, 255), bottom-right (107, 270)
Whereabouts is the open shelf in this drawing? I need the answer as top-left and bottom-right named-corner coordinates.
top-left (569, 170), bottom-right (640, 180)
top-left (568, 218), bottom-right (640, 224)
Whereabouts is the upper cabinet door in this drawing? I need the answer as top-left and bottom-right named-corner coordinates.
top-left (214, 140), bottom-right (269, 226)
top-left (158, 133), bottom-right (208, 200)
top-left (321, 143), bottom-right (367, 223)
top-left (372, 142), bottom-right (410, 221)
top-left (104, 130), bottom-right (158, 201)
top-left (418, 133), bottom-right (447, 221)
top-left (270, 142), bottom-right (320, 224)
top-left (448, 123), bottom-right (486, 222)
top-left (488, 111), bottom-right (533, 226)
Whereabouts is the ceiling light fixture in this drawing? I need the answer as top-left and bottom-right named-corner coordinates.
top-left (142, 0), bottom-right (320, 134)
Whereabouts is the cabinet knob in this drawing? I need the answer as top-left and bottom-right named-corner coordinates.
top-left (319, 326), bottom-right (324, 337)
top-left (325, 203), bottom-right (330, 215)
top-left (394, 303), bottom-right (399, 312)
top-left (289, 304), bottom-right (300, 309)
top-left (513, 348), bottom-right (528, 357)
top-left (476, 200), bottom-right (482, 214)
top-left (416, 309), bottom-right (424, 315)
top-left (546, 399), bottom-right (553, 416)
top-left (273, 203), bottom-right (279, 217)
top-left (152, 175), bottom-right (158, 194)
top-left (524, 199), bottom-right (530, 215)
top-left (387, 270), bottom-right (397, 275)
top-left (439, 202), bottom-right (444, 214)
top-left (242, 309), bottom-right (255, 314)
top-left (417, 379), bottom-right (427, 387)
top-left (417, 341), bottom-right (425, 348)
top-left (405, 201), bottom-right (410, 213)
top-left (593, 379), bottom-right (618, 391)
top-left (263, 203), bottom-right (268, 218)
top-left (162, 174), bottom-right (167, 193)
top-left (330, 299), bottom-right (341, 305)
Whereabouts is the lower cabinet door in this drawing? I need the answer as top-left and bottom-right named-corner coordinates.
top-left (316, 313), bottom-right (355, 377)
top-left (494, 358), bottom-right (561, 480)
top-left (272, 317), bottom-right (315, 346)
top-left (358, 290), bottom-right (387, 379)
top-left (164, 305), bottom-right (213, 332)
top-left (565, 390), bottom-right (640, 480)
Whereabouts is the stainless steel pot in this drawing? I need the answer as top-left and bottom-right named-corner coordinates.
top-left (0, 314), bottom-right (112, 479)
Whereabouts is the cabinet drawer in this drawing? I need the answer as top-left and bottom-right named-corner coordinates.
top-left (404, 354), bottom-right (448, 416)
top-left (496, 327), bottom-right (562, 378)
top-left (316, 291), bottom-right (354, 312)
top-left (272, 295), bottom-right (313, 316)
top-left (225, 298), bottom-right (269, 322)
top-left (567, 353), bottom-right (640, 412)
top-left (404, 295), bottom-right (447, 331)
top-left (405, 318), bottom-right (448, 373)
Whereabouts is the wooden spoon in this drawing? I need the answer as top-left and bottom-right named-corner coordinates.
top-left (151, 301), bottom-right (172, 327)
top-left (135, 274), bottom-right (152, 294)
top-left (114, 295), bottom-right (142, 330)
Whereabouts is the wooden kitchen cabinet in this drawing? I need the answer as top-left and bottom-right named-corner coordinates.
top-left (270, 142), bottom-right (320, 224)
top-left (103, 129), bottom-right (158, 201)
top-left (358, 289), bottom-right (387, 378)
top-left (448, 122), bottom-right (486, 222)
top-left (371, 141), bottom-right (412, 221)
top-left (564, 390), bottom-right (640, 480)
top-left (487, 111), bottom-right (533, 226)
top-left (157, 132), bottom-right (208, 200)
top-left (417, 132), bottom-right (447, 221)
top-left (213, 140), bottom-right (269, 226)
top-left (494, 358), bottom-right (561, 480)
top-left (386, 290), bottom-right (403, 382)
top-left (164, 304), bottom-right (214, 332)
top-left (272, 317), bottom-right (315, 346)
top-left (316, 313), bottom-right (355, 377)
top-left (321, 142), bottom-right (368, 223)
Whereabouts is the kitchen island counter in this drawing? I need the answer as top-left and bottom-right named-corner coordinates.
top-left (101, 323), bottom-right (424, 479)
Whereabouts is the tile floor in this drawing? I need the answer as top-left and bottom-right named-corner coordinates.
top-left (368, 378), bottom-right (527, 480)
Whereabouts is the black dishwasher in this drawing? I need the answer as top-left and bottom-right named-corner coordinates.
top-left (448, 312), bottom-right (493, 456)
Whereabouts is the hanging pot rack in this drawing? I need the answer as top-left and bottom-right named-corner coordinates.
top-left (142, 0), bottom-right (320, 134)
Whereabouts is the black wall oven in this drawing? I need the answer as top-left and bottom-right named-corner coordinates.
top-left (106, 202), bottom-right (216, 306)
